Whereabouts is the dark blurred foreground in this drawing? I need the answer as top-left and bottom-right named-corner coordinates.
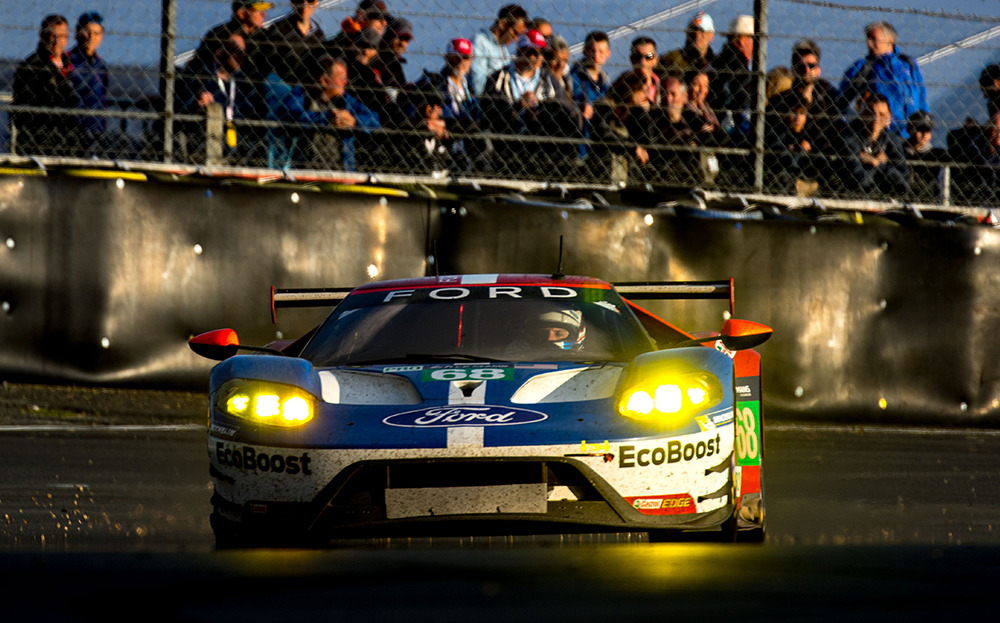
top-left (1, 545), bottom-right (997, 621)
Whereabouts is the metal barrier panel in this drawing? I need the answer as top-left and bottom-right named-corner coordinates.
top-left (441, 198), bottom-right (1000, 423)
top-left (0, 174), bottom-right (435, 386)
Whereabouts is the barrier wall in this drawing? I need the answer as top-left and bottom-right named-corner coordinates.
top-left (0, 174), bottom-right (437, 386)
top-left (2, 172), bottom-right (1000, 422)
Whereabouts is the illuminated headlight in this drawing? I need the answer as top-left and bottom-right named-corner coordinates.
top-left (617, 372), bottom-right (722, 422)
top-left (215, 379), bottom-right (316, 427)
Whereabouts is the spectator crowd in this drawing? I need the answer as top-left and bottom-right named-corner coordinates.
top-left (10, 3), bottom-right (1000, 203)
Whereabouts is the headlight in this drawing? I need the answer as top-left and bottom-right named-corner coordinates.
top-left (617, 371), bottom-right (722, 423)
top-left (215, 379), bottom-right (316, 427)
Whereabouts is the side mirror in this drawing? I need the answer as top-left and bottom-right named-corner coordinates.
top-left (720, 319), bottom-right (772, 351)
top-left (189, 328), bottom-right (240, 361)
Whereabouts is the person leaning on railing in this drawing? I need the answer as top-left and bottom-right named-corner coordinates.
top-left (684, 64), bottom-right (727, 147)
top-left (12, 14), bottom-right (81, 157)
top-left (480, 30), bottom-right (583, 172)
top-left (764, 91), bottom-right (829, 197)
top-left (837, 92), bottom-right (910, 197)
top-left (264, 54), bottom-right (379, 171)
top-left (174, 32), bottom-right (253, 164)
top-left (592, 70), bottom-right (659, 170)
top-left (413, 37), bottom-right (483, 171)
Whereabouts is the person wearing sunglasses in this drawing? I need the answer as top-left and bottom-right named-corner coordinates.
top-left (776, 39), bottom-right (840, 157)
top-left (627, 36), bottom-right (664, 106)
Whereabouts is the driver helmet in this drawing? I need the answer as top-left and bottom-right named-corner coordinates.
top-left (538, 309), bottom-right (586, 350)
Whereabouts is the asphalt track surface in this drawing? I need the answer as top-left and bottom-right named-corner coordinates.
top-left (1, 382), bottom-right (999, 619)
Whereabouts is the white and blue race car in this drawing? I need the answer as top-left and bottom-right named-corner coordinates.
top-left (189, 274), bottom-right (771, 546)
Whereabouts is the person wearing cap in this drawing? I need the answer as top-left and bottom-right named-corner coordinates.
top-left (338, 0), bottom-right (389, 39)
top-left (373, 17), bottom-right (413, 99)
top-left (482, 29), bottom-right (582, 167)
top-left (711, 15), bottom-right (756, 141)
top-left (331, 1), bottom-right (389, 56)
top-left (415, 38), bottom-right (479, 125)
top-left (529, 18), bottom-right (553, 40)
top-left (344, 27), bottom-right (395, 126)
top-left (413, 38), bottom-right (481, 170)
top-left (839, 21), bottom-right (928, 139)
top-left (658, 12), bottom-right (716, 79)
top-left (470, 4), bottom-right (529, 95)
top-left (191, 0), bottom-right (272, 81)
top-left (12, 14), bottom-right (81, 156)
top-left (482, 29), bottom-right (568, 126)
top-left (68, 12), bottom-right (109, 153)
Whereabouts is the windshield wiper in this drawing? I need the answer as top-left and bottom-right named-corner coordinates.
top-left (345, 353), bottom-right (503, 367)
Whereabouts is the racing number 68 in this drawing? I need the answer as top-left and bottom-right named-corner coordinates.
top-left (429, 368), bottom-right (508, 381)
top-left (735, 407), bottom-right (759, 461)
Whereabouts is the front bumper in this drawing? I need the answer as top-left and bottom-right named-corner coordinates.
top-left (211, 451), bottom-right (736, 539)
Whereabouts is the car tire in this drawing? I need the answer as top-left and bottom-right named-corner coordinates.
top-left (718, 511), bottom-right (738, 542)
top-left (211, 510), bottom-right (251, 549)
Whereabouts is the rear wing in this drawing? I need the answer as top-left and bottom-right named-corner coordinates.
top-left (614, 279), bottom-right (734, 316)
top-left (270, 279), bottom-right (735, 323)
top-left (270, 286), bottom-right (352, 323)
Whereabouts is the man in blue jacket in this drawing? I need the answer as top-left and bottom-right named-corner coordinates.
top-left (265, 55), bottom-right (380, 171)
top-left (840, 21), bottom-right (928, 139)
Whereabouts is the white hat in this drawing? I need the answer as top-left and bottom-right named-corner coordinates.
top-left (730, 15), bottom-right (754, 36)
top-left (688, 12), bottom-right (714, 33)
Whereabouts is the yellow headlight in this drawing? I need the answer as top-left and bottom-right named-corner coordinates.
top-left (625, 390), bottom-right (654, 415)
top-left (226, 394), bottom-right (250, 414)
top-left (654, 384), bottom-right (682, 413)
top-left (216, 380), bottom-right (316, 427)
top-left (255, 395), bottom-right (280, 418)
top-left (282, 396), bottom-right (310, 421)
top-left (618, 372), bottom-right (722, 423)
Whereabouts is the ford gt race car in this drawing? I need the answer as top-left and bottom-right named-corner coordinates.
top-left (189, 274), bottom-right (771, 547)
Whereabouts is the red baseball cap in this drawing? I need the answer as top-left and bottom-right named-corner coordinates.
top-left (516, 29), bottom-right (547, 51)
top-left (446, 37), bottom-right (473, 57)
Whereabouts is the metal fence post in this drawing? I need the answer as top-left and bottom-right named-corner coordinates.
top-left (753, 0), bottom-right (768, 194)
top-left (160, 0), bottom-right (177, 163)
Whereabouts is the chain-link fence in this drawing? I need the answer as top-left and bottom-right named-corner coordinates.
top-left (1, 0), bottom-right (999, 205)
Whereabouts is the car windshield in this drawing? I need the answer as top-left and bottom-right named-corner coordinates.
top-left (300, 283), bottom-right (655, 366)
